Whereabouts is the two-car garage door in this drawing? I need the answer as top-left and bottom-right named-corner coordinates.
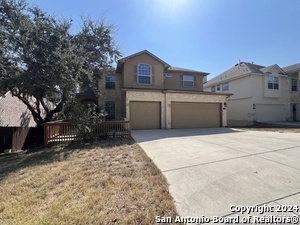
top-left (130, 101), bottom-right (221, 129)
top-left (171, 102), bottom-right (221, 128)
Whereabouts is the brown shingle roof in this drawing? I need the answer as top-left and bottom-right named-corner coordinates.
top-left (166, 66), bottom-right (209, 75)
top-left (282, 63), bottom-right (300, 73)
top-left (0, 92), bottom-right (37, 127)
top-left (204, 62), bottom-right (267, 87)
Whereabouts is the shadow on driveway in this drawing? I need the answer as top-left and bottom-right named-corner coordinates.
top-left (131, 127), bottom-right (243, 143)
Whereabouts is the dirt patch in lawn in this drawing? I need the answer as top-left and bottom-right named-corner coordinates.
top-left (232, 124), bottom-right (300, 133)
top-left (0, 138), bottom-right (182, 225)
top-left (235, 127), bottom-right (300, 133)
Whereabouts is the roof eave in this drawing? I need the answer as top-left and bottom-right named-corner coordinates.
top-left (118, 50), bottom-right (171, 68)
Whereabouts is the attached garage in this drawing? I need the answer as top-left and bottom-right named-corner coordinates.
top-left (171, 102), bottom-right (221, 128)
top-left (255, 104), bottom-right (285, 122)
top-left (130, 101), bottom-right (161, 129)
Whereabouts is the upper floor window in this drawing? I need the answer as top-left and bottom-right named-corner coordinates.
top-left (292, 79), bottom-right (297, 91)
top-left (183, 75), bottom-right (195, 87)
top-left (222, 82), bottom-right (229, 91)
top-left (217, 84), bottom-right (220, 91)
top-left (138, 63), bottom-right (152, 85)
top-left (211, 86), bottom-right (215, 92)
top-left (106, 75), bottom-right (116, 89)
top-left (268, 76), bottom-right (279, 89)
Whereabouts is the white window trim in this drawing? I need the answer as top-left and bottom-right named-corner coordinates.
top-left (211, 86), bottom-right (215, 92)
top-left (292, 79), bottom-right (297, 91)
top-left (183, 75), bottom-right (195, 87)
top-left (222, 82), bottom-right (229, 91)
top-left (268, 76), bottom-right (279, 90)
top-left (137, 63), bottom-right (152, 85)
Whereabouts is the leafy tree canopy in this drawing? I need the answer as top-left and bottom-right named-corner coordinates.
top-left (0, 0), bottom-right (121, 126)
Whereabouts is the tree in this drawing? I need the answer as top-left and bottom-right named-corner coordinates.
top-left (60, 101), bottom-right (106, 142)
top-left (0, 0), bottom-right (121, 127)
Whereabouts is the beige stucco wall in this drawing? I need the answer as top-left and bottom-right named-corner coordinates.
top-left (121, 52), bottom-right (205, 91)
top-left (289, 71), bottom-right (300, 103)
top-left (125, 90), bottom-right (228, 129)
top-left (123, 53), bottom-right (165, 89)
top-left (98, 73), bottom-right (122, 120)
top-left (205, 70), bottom-right (290, 125)
top-left (227, 98), bottom-right (254, 126)
top-left (288, 71), bottom-right (300, 121)
top-left (164, 72), bottom-right (204, 91)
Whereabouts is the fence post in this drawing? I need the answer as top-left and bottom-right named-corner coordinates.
top-left (44, 123), bottom-right (48, 145)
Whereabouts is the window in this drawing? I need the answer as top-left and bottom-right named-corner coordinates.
top-left (292, 79), bottom-right (298, 91)
top-left (138, 63), bottom-right (152, 84)
top-left (217, 84), bottom-right (220, 91)
top-left (183, 75), bottom-right (195, 87)
top-left (105, 101), bottom-right (115, 121)
top-left (211, 86), bottom-right (215, 92)
top-left (106, 75), bottom-right (116, 89)
top-left (268, 76), bottom-right (279, 89)
top-left (222, 83), bottom-right (229, 91)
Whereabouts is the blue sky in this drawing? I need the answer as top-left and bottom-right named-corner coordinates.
top-left (26, 0), bottom-right (300, 79)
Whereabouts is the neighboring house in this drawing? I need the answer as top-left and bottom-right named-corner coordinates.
top-left (282, 63), bottom-right (300, 121)
top-left (85, 50), bottom-right (230, 129)
top-left (203, 62), bottom-right (290, 126)
top-left (0, 92), bottom-right (38, 152)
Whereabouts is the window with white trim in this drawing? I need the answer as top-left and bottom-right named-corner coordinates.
top-left (211, 86), bottom-right (215, 92)
top-left (183, 75), bottom-right (195, 87)
top-left (268, 76), bottom-right (279, 89)
top-left (138, 63), bottom-right (152, 84)
top-left (105, 75), bottom-right (116, 89)
top-left (222, 82), bottom-right (229, 91)
top-left (292, 79), bottom-right (297, 91)
top-left (105, 101), bottom-right (115, 121)
top-left (217, 84), bottom-right (220, 91)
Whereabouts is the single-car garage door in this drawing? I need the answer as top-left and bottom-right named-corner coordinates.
top-left (171, 102), bottom-right (221, 128)
top-left (130, 101), bottom-right (161, 129)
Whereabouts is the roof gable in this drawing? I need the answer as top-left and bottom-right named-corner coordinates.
top-left (259, 64), bottom-right (286, 75)
top-left (117, 50), bottom-right (170, 69)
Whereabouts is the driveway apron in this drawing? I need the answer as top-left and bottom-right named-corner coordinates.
top-left (132, 128), bottom-right (300, 220)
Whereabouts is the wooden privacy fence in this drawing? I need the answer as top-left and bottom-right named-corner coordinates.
top-left (44, 120), bottom-right (131, 145)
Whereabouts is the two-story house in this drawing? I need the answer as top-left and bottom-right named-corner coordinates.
top-left (95, 50), bottom-right (230, 129)
top-left (203, 62), bottom-right (290, 126)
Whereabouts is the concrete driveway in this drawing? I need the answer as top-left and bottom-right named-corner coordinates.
top-left (132, 128), bottom-right (300, 221)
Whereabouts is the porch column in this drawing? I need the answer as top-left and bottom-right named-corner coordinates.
top-left (165, 93), bottom-right (172, 129)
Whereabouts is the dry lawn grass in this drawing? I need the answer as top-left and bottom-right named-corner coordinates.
top-left (0, 138), bottom-right (181, 225)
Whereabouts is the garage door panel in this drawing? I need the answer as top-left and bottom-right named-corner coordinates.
top-left (130, 101), bottom-right (161, 129)
top-left (171, 102), bottom-right (221, 128)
